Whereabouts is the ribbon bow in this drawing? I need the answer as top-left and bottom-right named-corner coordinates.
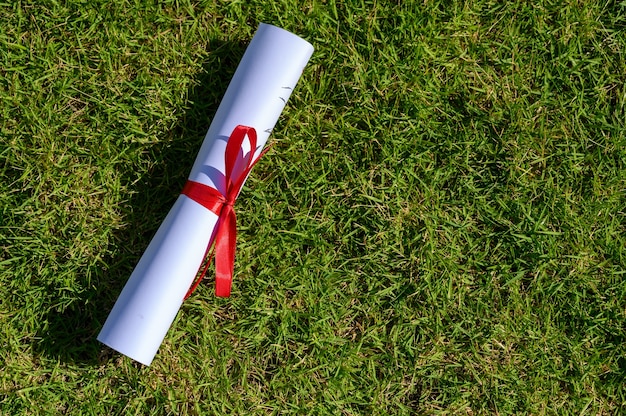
top-left (181, 125), bottom-right (267, 298)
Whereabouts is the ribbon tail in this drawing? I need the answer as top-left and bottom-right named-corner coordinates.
top-left (181, 126), bottom-right (265, 299)
top-left (214, 206), bottom-right (237, 297)
top-left (184, 245), bottom-right (215, 300)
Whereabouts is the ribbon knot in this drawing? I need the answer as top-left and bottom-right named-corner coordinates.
top-left (181, 125), bottom-right (267, 298)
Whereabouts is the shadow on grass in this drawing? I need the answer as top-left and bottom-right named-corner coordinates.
top-left (33, 38), bottom-right (247, 366)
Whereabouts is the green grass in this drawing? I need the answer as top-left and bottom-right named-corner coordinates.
top-left (1, 0), bottom-right (625, 414)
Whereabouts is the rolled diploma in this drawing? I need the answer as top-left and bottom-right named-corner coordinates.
top-left (97, 23), bottom-right (314, 366)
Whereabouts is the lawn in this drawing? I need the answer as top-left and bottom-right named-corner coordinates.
top-left (1, 0), bottom-right (625, 414)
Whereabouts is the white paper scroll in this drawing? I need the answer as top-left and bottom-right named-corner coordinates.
top-left (97, 23), bottom-right (314, 366)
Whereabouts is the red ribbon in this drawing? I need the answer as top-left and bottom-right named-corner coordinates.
top-left (181, 125), bottom-right (267, 298)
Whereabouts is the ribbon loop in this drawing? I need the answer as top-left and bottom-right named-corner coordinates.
top-left (181, 125), bottom-right (266, 298)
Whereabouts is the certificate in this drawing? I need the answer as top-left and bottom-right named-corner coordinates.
top-left (97, 23), bottom-right (314, 365)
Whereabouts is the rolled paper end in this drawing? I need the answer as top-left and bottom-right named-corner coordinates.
top-left (97, 332), bottom-right (156, 366)
top-left (260, 22), bottom-right (314, 55)
top-left (96, 195), bottom-right (215, 366)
